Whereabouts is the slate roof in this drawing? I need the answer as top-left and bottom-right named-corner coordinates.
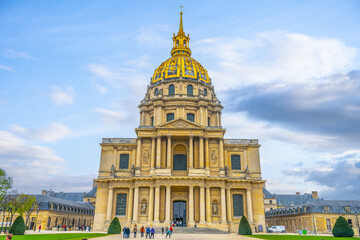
top-left (44, 191), bottom-right (85, 202)
top-left (33, 194), bottom-right (94, 214)
top-left (263, 188), bottom-right (321, 206)
top-left (265, 200), bottom-right (360, 217)
top-left (263, 188), bottom-right (275, 198)
top-left (84, 186), bottom-right (97, 198)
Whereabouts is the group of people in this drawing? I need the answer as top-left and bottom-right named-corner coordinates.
top-left (56, 224), bottom-right (91, 232)
top-left (124, 225), bottom-right (174, 238)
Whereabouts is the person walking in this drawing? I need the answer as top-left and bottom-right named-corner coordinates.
top-left (123, 227), bottom-right (127, 238)
top-left (165, 227), bottom-right (171, 238)
top-left (140, 226), bottom-right (145, 237)
top-left (170, 226), bottom-right (173, 236)
top-left (150, 227), bottom-right (155, 239)
top-left (161, 227), bottom-right (164, 235)
top-left (146, 226), bottom-right (151, 239)
top-left (38, 225), bottom-right (41, 232)
top-left (133, 225), bottom-right (138, 238)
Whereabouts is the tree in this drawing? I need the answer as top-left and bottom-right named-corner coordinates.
top-left (9, 215), bottom-right (26, 235)
top-left (238, 216), bottom-right (252, 235)
top-left (332, 216), bottom-right (354, 237)
top-left (24, 201), bottom-right (38, 229)
top-left (107, 217), bottom-right (121, 234)
top-left (17, 195), bottom-right (36, 216)
top-left (0, 168), bottom-right (13, 234)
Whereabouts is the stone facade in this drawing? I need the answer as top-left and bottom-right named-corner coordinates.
top-left (265, 200), bottom-right (360, 235)
top-left (93, 11), bottom-right (266, 233)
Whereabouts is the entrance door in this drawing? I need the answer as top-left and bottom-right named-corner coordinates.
top-left (173, 154), bottom-right (187, 170)
top-left (173, 201), bottom-right (186, 226)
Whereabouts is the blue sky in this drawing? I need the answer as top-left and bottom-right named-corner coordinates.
top-left (1, 0), bottom-right (360, 199)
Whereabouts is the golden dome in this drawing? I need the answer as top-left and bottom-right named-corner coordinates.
top-left (151, 11), bottom-right (210, 84)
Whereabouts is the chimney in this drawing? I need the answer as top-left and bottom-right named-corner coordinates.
top-left (296, 192), bottom-right (300, 195)
top-left (42, 190), bottom-right (47, 195)
top-left (312, 191), bottom-right (319, 199)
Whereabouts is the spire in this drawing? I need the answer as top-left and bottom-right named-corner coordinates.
top-left (179, 7), bottom-right (184, 33)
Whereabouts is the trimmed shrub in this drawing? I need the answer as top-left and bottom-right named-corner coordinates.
top-left (238, 215), bottom-right (252, 235)
top-left (332, 216), bottom-right (354, 237)
top-left (107, 217), bottom-right (121, 234)
top-left (9, 215), bottom-right (26, 235)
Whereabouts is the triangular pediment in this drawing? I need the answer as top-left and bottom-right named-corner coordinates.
top-left (158, 118), bottom-right (202, 129)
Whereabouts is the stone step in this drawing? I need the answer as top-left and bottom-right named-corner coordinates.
top-left (146, 227), bottom-right (229, 234)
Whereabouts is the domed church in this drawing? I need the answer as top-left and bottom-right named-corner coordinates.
top-left (93, 11), bottom-right (265, 232)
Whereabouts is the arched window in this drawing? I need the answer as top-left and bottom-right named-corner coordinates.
top-left (176, 40), bottom-right (179, 46)
top-left (204, 88), bottom-right (207, 96)
top-left (119, 154), bottom-right (129, 169)
top-left (169, 84), bottom-right (175, 95)
top-left (167, 113), bottom-right (174, 122)
top-left (187, 113), bottom-right (194, 122)
top-left (183, 40), bottom-right (186, 46)
top-left (231, 155), bottom-right (241, 170)
top-left (154, 88), bottom-right (158, 96)
top-left (187, 85), bottom-right (193, 96)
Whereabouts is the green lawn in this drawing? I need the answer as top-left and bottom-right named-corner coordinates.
top-left (251, 234), bottom-right (360, 240)
top-left (0, 233), bottom-right (108, 240)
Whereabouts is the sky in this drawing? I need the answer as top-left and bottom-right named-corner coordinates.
top-left (0, 0), bottom-right (360, 199)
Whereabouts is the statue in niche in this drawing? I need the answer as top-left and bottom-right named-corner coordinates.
top-left (212, 201), bottom-right (219, 216)
top-left (210, 150), bottom-right (217, 164)
top-left (110, 164), bottom-right (116, 177)
top-left (245, 165), bottom-right (250, 178)
top-left (140, 201), bottom-right (147, 215)
top-left (131, 164), bottom-right (135, 176)
top-left (143, 149), bottom-right (150, 164)
top-left (225, 166), bottom-right (229, 176)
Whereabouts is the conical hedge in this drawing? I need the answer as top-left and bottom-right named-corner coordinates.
top-left (107, 217), bottom-right (121, 234)
top-left (238, 215), bottom-right (252, 235)
top-left (9, 215), bottom-right (26, 235)
top-left (332, 216), bottom-right (354, 237)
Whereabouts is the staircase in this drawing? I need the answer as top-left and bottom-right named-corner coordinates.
top-left (152, 227), bottom-right (229, 234)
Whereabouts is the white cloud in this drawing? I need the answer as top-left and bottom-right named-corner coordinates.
top-left (10, 122), bottom-right (71, 143)
top-left (0, 64), bottom-right (15, 72)
top-left (0, 130), bottom-right (94, 193)
top-left (2, 49), bottom-right (36, 60)
top-left (51, 86), bottom-right (76, 106)
top-left (193, 31), bottom-right (358, 90)
top-left (93, 83), bottom-right (108, 94)
top-left (93, 108), bottom-right (127, 125)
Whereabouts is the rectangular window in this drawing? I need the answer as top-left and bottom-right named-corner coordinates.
top-left (231, 155), bottom-right (241, 170)
top-left (326, 219), bottom-right (331, 231)
top-left (323, 205), bottom-right (330, 213)
top-left (187, 113), bottom-right (194, 122)
top-left (348, 219), bottom-right (353, 227)
top-left (233, 194), bottom-right (244, 217)
top-left (119, 154), bottom-right (129, 169)
top-left (167, 113), bottom-right (174, 122)
top-left (208, 117), bottom-right (210, 126)
top-left (115, 193), bottom-right (127, 216)
top-left (151, 117), bottom-right (154, 126)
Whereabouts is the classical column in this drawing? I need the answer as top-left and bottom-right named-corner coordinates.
top-left (220, 187), bottom-right (226, 224)
top-left (199, 137), bottom-right (204, 169)
top-left (226, 188), bottom-right (232, 222)
top-left (154, 186), bottom-right (160, 223)
top-left (148, 187), bottom-right (154, 222)
top-left (206, 187), bottom-right (211, 223)
top-left (189, 186), bottom-right (194, 225)
top-left (246, 189), bottom-right (253, 223)
top-left (200, 186), bottom-right (206, 224)
top-left (136, 138), bottom-right (142, 168)
top-left (167, 136), bottom-right (172, 169)
top-left (216, 112), bottom-right (220, 126)
top-left (127, 187), bottom-right (134, 222)
top-left (205, 138), bottom-right (209, 169)
top-left (156, 136), bottom-right (161, 168)
top-left (106, 187), bottom-right (114, 222)
top-left (244, 147), bottom-right (249, 169)
top-left (189, 136), bottom-right (194, 169)
top-left (165, 186), bottom-right (171, 222)
top-left (151, 138), bottom-right (156, 170)
top-left (133, 187), bottom-right (139, 223)
top-left (113, 147), bottom-right (118, 166)
top-left (219, 138), bottom-right (224, 169)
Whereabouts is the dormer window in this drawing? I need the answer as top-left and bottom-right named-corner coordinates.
top-left (344, 206), bottom-right (351, 213)
top-left (323, 205), bottom-right (330, 213)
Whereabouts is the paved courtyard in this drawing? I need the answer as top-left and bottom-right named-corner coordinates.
top-left (95, 233), bottom-right (256, 240)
